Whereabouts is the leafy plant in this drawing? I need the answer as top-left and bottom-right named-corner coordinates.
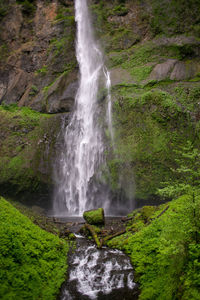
top-left (157, 141), bottom-right (200, 199)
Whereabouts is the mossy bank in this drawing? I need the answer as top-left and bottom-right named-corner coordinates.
top-left (0, 196), bottom-right (69, 300)
top-left (107, 194), bottom-right (200, 299)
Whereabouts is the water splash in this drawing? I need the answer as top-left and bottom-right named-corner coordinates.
top-left (54, 0), bottom-right (113, 216)
top-left (60, 237), bottom-right (137, 300)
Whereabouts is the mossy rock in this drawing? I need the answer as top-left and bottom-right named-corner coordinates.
top-left (83, 208), bottom-right (105, 225)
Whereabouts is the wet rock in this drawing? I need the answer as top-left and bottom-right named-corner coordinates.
top-left (150, 59), bottom-right (177, 81)
top-left (150, 59), bottom-right (200, 81)
top-left (2, 70), bottom-right (31, 104)
top-left (110, 67), bottom-right (135, 85)
top-left (83, 208), bottom-right (105, 225)
top-left (170, 61), bottom-right (200, 81)
top-left (30, 72), bottom-right (78, 113)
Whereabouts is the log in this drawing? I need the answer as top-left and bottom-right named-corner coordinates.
top-left (103, 229), bottom-right (126, 243)
top-left (85, 224), bottom-right (102, 248)
top-left (155, 205), bottom-right (169, 219)
top-left (121, 217), bottom-right (134, 222)
top-left (148, 205), bottom-right (170, 224)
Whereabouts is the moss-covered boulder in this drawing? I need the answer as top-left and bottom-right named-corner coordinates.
top-left (83, 208), bottom-right (105, 225)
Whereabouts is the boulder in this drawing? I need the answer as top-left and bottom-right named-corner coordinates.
top-left (150, 59), bottom-right (177, 81)
top-left (83, 208), bottom-right (105, 225)
top-left (170, 61), bottom-right (199, 81)
top-left (110, 67), bottom-right (135, 85)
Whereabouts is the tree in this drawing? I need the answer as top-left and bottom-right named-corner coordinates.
top-left (157, 140), bottom-right (200, 242)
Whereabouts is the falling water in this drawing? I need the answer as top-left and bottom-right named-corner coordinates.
top-left (54, 0), bottom-right (113, 216)
top-left (104, 69), bottom-right (114, 143)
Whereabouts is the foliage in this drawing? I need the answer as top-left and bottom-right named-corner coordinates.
top-left (107, 139), bottom-right (200, 298)
top-left (0, 104), bottom-right (46, 125)
top-left (111, 4), bottom-right (128, 17)
top-left (157, 141), bottom-right (200, 199)
top-left (108, 86), bottom-right (196, 199)
top-left (107, 195), bottom-right (200, 299)
top-left (150, 0), bottom-right (200, 36)
top-left (0, 197), bottom-right (69, 300)
top-left (0, 44), bottom-right (9, 62)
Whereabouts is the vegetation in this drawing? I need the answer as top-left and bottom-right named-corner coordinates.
top-left (83, 208), bottom-right (105, 225)
top-left (16, 0), bottom-right (36, 15)
top-left (0, 0), bottom-right (200, 298)
top-left (0, 197), bottom-right (69, 300)
top-left (0, 104), bottom-right (60, 195)
top-left (107, 142), bottom-right (200, 299)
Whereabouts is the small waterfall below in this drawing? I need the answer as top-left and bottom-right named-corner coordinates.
top-left (59, 235), bottom-right (138, 300)
top-left (54, 0), bottom-right (113, 216)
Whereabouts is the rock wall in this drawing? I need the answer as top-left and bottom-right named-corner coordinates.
top-left (0, 0), bottom-right (77, 113)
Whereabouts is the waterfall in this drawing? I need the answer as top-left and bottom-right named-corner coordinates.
top-left (60, 235), bottom-right (137, 300)
top-left (54, 0), bottom-right (113, 216)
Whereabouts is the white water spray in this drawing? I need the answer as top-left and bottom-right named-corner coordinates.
top-left (60, 237), bottom-right (137, 300)
top-left (54, 0), bottom-right (113, 216)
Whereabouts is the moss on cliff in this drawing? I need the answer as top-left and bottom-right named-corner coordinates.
top-left (0, 104), bottom-right (62, 198)
top-left (100, 0), bottom-right (200, 204)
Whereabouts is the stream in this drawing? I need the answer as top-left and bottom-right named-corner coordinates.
top-left (58, 218), bottom-right (139, 300)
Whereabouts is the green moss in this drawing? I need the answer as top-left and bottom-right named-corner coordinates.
top-left (83, 208), bottom-right (105, 225)
top-left (0, 197), bottom-right (69, 300)
top-left (150, 0), bottom-right (200, 36)
top-left (130, 65), bottom-right (153, 81)
top-left (107, 84), bottom-right (198, 200)
top-left (111, 4), bottom-right (129, 17)
top-left (0, 105), bottom-right (59, 195)
top-left (35, 65), bottom-right (48, 76)
top-left (107, 195), bottom-right (200, 299)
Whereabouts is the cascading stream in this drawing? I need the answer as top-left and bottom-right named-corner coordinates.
top-left (59, 235), bottom-right (138, 300)
top-left (54, 0), bottom-right (113, 216)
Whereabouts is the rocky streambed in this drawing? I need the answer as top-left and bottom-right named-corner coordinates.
top-left (57, 216), bottom-right (139, 300)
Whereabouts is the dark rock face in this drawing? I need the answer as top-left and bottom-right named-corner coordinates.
top-left (0, 106), bottom-right (68, 204)
top-left (29, 72), bottom-right (78, 113)
top-left (0, 0), bottom-right (77, 113)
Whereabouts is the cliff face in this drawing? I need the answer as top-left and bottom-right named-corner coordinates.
top-left (90, 0), bottom-right (200, 204)
top-left (0, 0), bottom-right (77, 113)
top-left (0, 0), bottom-right (200, 205)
